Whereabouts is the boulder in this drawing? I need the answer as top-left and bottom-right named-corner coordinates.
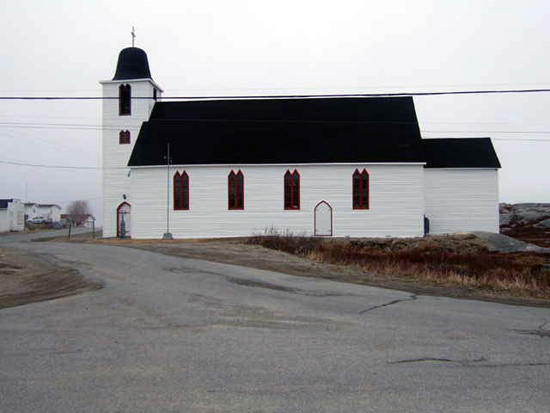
top-left (535, 218), bottom-right (550, 229)
top-left (472, 231), bottom-right (549, 253)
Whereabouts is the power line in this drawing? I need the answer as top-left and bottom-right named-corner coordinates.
top-left (2, 136), bottom-right (549, 171)
top-left (0, 160), bottom-right (104, 170)
top-left (1, 87), bottom-right (550, 100)
top-left (1, 82), bottom-right (549, 94)
top-left (2, 119), bottom-right (550, 135)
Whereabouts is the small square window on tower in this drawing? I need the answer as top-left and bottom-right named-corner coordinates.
top-left (119, 130), bottom-right (131, 144)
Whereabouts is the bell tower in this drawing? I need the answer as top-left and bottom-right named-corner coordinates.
top-left (100, 46), bottom-right (163, 238)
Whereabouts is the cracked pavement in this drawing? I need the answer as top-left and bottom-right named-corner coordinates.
top-left (1, 234), bottom-right (550, 412)
top-left (359, 293), bottom-right (418, 314)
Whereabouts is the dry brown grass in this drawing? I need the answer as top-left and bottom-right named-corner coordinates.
top-left (501, 225), bottom-right (550, 248)
top-left (247, 232), bottom-right (550, 299)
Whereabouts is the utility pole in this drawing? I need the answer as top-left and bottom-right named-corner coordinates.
top-left (162, 142), bottom-right (174, 240)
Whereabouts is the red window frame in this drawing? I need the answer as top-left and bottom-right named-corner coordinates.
top-left (352, 169), bottom-right (369, 209)
top-left (228, 170), bottom-right (244, 210)
top-left (173, 171), bottom-right (189, 210)
top-left (119, 84), bottom-right (131, 116)
top-left (119, 130), bottom-right (130, 144)
top-left (284, 169), bottom-right (300, 210)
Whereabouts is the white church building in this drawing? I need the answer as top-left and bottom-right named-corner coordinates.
top-left (101, 47), bottom-right (501, 239)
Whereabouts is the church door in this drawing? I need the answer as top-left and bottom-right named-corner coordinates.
top-left (117, 202), bottom-right (131, 238)
top-left (314, 201), bottom-right (333, 236)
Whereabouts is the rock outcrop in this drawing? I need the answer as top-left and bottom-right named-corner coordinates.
top-left (500, 203), bottom-right (550, 248)
top-left (500, 203), bottom-right (550, 229)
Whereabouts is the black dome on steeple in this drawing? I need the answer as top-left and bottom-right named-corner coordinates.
top-left (112, 47), bottom-right (152, 80)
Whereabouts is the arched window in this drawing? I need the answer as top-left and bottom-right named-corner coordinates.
top-left (174, 171), bottom-right (189, 210)
top-left (228, 170), bottom-right (244, 210)
top-left (352, 169), bottom-right (369, 209)
top-left (284, 169), bottom-right (300, 210)
top-left (119, 84), bottom-right (131, 116)
top-left (119, 130), bottom-right (130, 144)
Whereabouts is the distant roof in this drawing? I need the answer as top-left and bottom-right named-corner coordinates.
top-left (0, 199), bottom-right (13, 209)
top-left (112, 47), bottom-right (152, 81)
top-left (423, 138), bottom-right (501, 168)
top-left (24, 202), bottom-right (61, 209)
top-left (38, 204), bottom-right (61, 209)
top-left (129, 97), bottom-right (425, 166)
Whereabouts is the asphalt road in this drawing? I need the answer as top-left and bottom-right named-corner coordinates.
top-left (1, 234), bottom-right (549, 412)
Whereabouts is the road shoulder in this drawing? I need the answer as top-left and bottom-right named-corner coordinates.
top-left (0, 247), bottom-right (103, 309)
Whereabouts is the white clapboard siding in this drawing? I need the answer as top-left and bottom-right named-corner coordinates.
top-left (424, 169), bottom-right (499, 234)
top-left (0, 210), bottom-right (8, 232)
top-left (130, 164), bottom-right (425, 239)
top-left (0, 201), bottom-right (24, 232)
top-left (101, 79), bottom-right (161, 237)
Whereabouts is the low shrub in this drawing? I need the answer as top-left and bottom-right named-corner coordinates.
top-left (246, 231), bottom-right (550, 297)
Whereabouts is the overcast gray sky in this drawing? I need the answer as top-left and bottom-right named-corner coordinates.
top-left (1, 0), bottom-right (549, 221)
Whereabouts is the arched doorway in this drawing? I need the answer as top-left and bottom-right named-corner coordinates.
top-left (314, 201), bottom-right (333, 236)
top-left (117, 202), bottom-right (131, 238)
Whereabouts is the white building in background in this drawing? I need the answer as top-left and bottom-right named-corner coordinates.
top-left (24, 203), bottom-right (62, 223)
top-left (0, 199), bottom-right (25, 232)
top-left (84, 215), bottom-right (96, 228)
top-left (101, 46), bottom-right (501, 239)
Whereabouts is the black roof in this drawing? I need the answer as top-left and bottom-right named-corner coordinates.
top-left (0, 199), bottom-right (13, 209)
top-left (129, 97), bottom-right (425, 166)
top-left (149, 96), bottom-right (421, 125)
top-left (423, 138), bottom-right (501, 168)
top-left (128, 97), bottom-right (500, 168)
top-left (112, 47), bottom-right (152, 81)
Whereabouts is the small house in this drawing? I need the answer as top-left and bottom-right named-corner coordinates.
top-left (0, 199), bottom-right (25, 232)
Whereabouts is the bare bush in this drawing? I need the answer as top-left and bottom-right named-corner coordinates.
top-left (66, 200), bottom-right (91, 226)
top-left (246, 231), bottom-right (550, 298)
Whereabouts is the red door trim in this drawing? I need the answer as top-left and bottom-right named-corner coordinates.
top-left (314, 200), bottom-right (333, 237)
top-left (116, 202), bottom-right (131, 238)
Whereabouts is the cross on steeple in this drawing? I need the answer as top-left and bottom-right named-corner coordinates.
top-left (131, 27), bottom-right (136, 47)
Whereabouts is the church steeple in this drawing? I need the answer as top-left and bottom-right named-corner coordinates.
top-left (112, 47), bottom-right (152, 81)
top-left (101, 43), bottom-right (162, 238)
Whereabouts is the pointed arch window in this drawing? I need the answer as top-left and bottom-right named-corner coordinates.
top-left (352, 169), bottom-right (369, 209)
top-left (174, 171), bottom-right (189, 210)
top-left (119, 84), bottom-right (131, 116)
top-left (284, 170), bottom-right (300, 210)
top-left (119, 130), bottom-right (130, 144)
top-left (228, 170), bottom-right (244, 210)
